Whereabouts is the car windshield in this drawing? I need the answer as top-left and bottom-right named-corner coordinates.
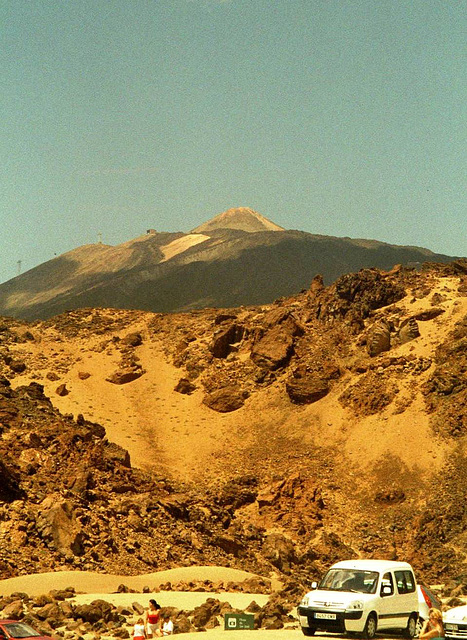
top-left (319, 569), bottom-right (379, 594)
top-left (5, 623), bottom-right (41, 638)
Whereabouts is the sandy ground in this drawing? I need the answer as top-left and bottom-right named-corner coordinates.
top-left (0, 567), bottom-right (278, 598)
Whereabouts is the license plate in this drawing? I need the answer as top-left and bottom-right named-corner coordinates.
top-left (315, 612), bottom-right (336, 620)
top-left (445, 625), bottom-right (458, 631)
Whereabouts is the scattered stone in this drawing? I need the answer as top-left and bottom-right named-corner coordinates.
top-left (106, 368), bottom-right (144, 384)
top-left (55, 383), bottom-right (69, 396)
top-left (174, 378), bottom-right (196, 394)
top-left (121, 333), bottom-right (143, 347)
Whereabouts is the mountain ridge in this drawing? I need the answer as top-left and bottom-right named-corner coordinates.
top-left (0, 207), bottom-right (459, 321)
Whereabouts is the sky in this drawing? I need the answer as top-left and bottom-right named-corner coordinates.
top-left (1, 0), bottom-right (465, 285)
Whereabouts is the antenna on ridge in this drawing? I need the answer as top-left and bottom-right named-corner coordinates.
top-left (17, 260), bottom-right (22, 276)
top-left (97, 232), bottom-right (102, 244)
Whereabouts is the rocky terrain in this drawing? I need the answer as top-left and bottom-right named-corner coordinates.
top-left (0, 207), bottom-right (457, 321)
top-left (1, 259), bottom-right (467, 596)
top-left (0, 581), bottom-right (296, 638)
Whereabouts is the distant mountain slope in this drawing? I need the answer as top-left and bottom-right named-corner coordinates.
top-left (0, 208), bottom-right (458, 320)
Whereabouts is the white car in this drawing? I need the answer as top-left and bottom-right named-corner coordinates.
top-left (443, 604), bottom-right (467, 640)
top-left (298, 559), bottom-right (419, 639)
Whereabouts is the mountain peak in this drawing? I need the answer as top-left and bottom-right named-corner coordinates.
top-left (191, 207), bottom-right (285, 234)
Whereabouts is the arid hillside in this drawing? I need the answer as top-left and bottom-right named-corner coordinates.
top-left (1, 260), bottom-right (467, 589)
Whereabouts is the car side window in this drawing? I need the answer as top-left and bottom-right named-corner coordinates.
top-left (395, 570), bottom-right (416, 594)
top-left (381, 571), bottom-right (394, 596)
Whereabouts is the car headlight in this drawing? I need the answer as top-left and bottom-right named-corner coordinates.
top-left (347, 600), bottom-right (364, 610)
top-left (300, 596), bottom-right (309, 607)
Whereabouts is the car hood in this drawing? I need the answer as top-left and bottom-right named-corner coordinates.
top-left (303, 589), bottom-right (373, 607)
top-left (444, 606), bottom-right (467, 622)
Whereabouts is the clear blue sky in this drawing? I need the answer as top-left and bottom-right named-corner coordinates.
top-left (1, 0), bottom-right (465, 284)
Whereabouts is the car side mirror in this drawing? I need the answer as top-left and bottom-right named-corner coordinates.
top-left (381, 585), bottom-right (392, 596)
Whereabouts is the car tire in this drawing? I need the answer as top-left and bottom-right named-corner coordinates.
top-left (405, 614), bottom-right (418, 638)
top-left (362, 613), bottom-right (377, 639)
top-left (416, 617), bottom-right (424, 636)
top-left (301, 627), bottom-right (316, 636)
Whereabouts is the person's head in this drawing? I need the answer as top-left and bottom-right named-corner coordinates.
top-left (163, 615), bottom-right (170, 621)
top-left (149, 599), bottom-right (161, 609)
top-left (429, 609), bottom-right (443, 624)
top-left (137, 618), bottom-right (144, 625)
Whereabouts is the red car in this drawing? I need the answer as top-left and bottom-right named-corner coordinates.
top-left (0, 621), bottom-right (52, 640)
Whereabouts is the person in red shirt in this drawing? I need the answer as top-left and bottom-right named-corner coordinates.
top-left (145, 599), bottom-right (162, 638)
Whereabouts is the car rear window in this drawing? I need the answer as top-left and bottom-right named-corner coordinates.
top-left (5, 623), bottom-right (41, 638)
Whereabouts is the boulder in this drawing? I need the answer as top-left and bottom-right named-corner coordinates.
top-left (1, 600), bottom-right (24, 619)
top-left (36, 495), bottom-right (84, 557)
top-left (213, 534), bottom-right (245, 557)
top-left (121, 332), bottom-right (143, 347)
top-left (35, 602), bottom-right (65, 627)
top-left (367, 320), bottom-right (391, 357)
top-left (414, 308), bottom-right (445, 321)
top-left (203, 386), bottom-right (245, 413)
top-left (33, 594), bottom-right (54, 607)
top-left (210, 323), bottom-right (245, 359)
top-left (251, 327), bottom-right (294, 370)
top-left (174, 615), bottom-right (194, 634)
top-left (309, 274), bottom-right (324, 298)
top-left (8, 359), bottom-right (26, 373)
top-left (262, 533), bottom-right (297, 572)
top-left (286, 375), bottom-right (329, 404)
top-left (74, 599), bottom-right (114, 623)
top-left (217, 477), bottom-right (258, 509)
top-left (103, 442), bottom-right (131, 468)
top-left (398, 317), bottom-right (420, 344)
top-left (69, 469), bottom-right (94, 497)
top-left (0, 457), bottom-right (23, 501)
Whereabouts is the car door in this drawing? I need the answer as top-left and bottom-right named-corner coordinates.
top-left (377, 571), bottom-right (398, 629)
top-left (394, 569), bottom-right (417, 628)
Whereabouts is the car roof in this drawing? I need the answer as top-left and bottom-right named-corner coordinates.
top-left (330, 559), bottom-right (414, 572)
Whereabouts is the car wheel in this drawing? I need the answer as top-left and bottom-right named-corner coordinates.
top-left (416, 617), bottom-right (424, 636)
top-left (301, 626), bottom-right (316, 636)
top-left (405, 614), bottom-right (418, 638)
top-left (363, 613), bottom-right (377, 639)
